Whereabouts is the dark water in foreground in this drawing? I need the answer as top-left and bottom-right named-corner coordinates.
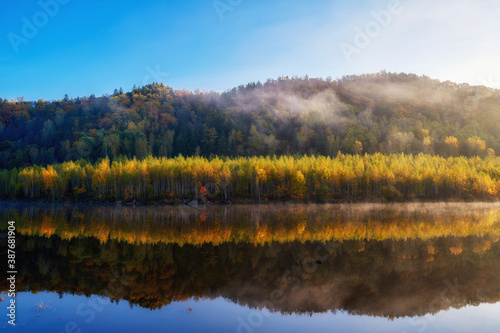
top-left (1, 202), bottom-right (500, 332)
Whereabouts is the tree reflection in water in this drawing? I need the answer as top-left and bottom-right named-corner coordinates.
top-left (0, 202), bottom-right (499, 319)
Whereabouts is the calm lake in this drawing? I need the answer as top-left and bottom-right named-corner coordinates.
top-left (1, 202), bottom-right (500, 332)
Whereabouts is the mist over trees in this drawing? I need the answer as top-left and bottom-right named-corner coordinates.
top-left (0, 72), bottom-right (498, 169)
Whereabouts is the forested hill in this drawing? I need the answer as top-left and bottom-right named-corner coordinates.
top-left (1, 72), bottom-right (499, 169)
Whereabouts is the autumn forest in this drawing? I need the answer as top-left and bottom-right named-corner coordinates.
top-left (1, 72), bottom-right (499, 202)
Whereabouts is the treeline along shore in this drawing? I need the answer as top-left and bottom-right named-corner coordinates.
top-left (1, 153), bottom-right (499, 203)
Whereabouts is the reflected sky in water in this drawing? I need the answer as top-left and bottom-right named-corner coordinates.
top-left (2, 292), bottom-right (500, 333)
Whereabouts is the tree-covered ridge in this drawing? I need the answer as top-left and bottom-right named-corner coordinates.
top-left (2, 203), bottom-right (499, 245)
top-left (0, 72), bottom-right (499, 169)
top-left (1, 154), bottom-right (498, 203)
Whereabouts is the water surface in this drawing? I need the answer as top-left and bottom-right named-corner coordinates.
top-left (1, 202), bottom-right (499, 332)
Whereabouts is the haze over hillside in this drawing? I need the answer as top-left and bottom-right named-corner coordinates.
top-left (0, 72), bottom-right (498, 169)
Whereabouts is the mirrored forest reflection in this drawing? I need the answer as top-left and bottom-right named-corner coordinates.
top-left (1, 202), bottom-right (500, 245)
top-left (1, 202), bottom-right (499, 319)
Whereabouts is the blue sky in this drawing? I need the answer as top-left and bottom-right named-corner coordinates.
top-left (1, 0), bottom-right (499, 101)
